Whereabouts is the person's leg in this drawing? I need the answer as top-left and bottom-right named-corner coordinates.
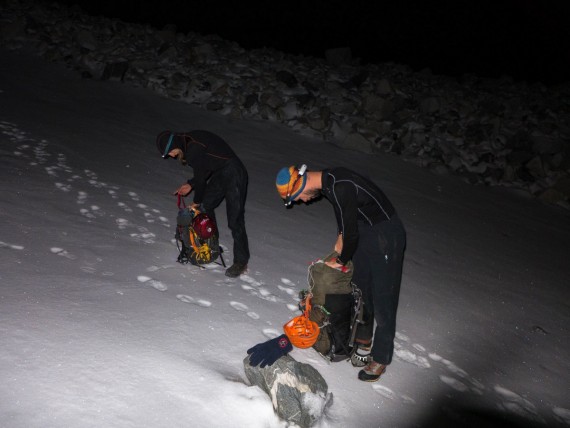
top-left (369, 217), bottom-right (406, 365)
top-left (222, 159), bottom-right (250, 274)
top-left (358, 217), bottom-right (406, 381)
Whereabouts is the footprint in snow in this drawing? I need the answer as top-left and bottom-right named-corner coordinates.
top-left (229, 301), bottom-right (260, 319)
top-left (128, 191), bottom-right (140, 201)
top-left (76, 191), bottom-right (88, 205)
top-left (117, 202), bottom-right (133, 213)
top-left (439, 375), bottom-right (469, 392)
top-left (146, 264), bottom-right (177, 272)
top-left (372, 384), bottom-right (396, 400)
top-left (80, 266), bottom-right (114, 277)
top-left (230, 301), bottom-right (248, 311)
top-left (429, 352), bottom-right (484, 394)
top-left (494, 385), bottom-right (544, 424)
top-left (0, 241), bottom-right (24, 250)
top-left (553, 407), bottom-right (570, 425)
top-left (277, 284), bottom-right (298, 296)
top-left (177, 294), bottom-right (212, 307)
top-left (116, 218), bottom-right (131, 229)
top-left (83, 169), bottom-right (98, 180)
top-left (393, 345), bottom-right (431, 369)
top-left (392, 331), bottom-right (489, 398)
top-left (45, 165), bottom-right (59, 177)
top-left (371, 383), bottom-right (416, 405)
top-left (239, 274), bottom-right (261, 287)
top-left (136, 275), bottom-right (167, 291)
top-left (55, 182), bottom-right (72, 192)
top-left (50, 247), bottom-right (77, 260)
top-left (79, 208), bottom-right (96, 219)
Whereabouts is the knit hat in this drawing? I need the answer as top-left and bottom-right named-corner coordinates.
top-left (156, 131), bottom-right (183, 159)
top-left (276, 165), bottom-right (307, 205)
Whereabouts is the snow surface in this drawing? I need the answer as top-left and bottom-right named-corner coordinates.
top-left (1, 49), bottom-right (569, 428)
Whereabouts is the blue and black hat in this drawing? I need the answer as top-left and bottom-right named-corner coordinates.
top-left (156, 131), bottom-right (183, 159)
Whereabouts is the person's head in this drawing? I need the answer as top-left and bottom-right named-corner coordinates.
top-left (275, 165), bottom-right (321, 206)
top-left (156, 131), bottom-right (186, 164)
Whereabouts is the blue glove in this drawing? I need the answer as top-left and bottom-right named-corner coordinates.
top-left (247, 334), bottom-right (293, 368)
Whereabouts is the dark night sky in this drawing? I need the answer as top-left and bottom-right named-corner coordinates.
top-left (57, 0), bottom-right (569, 85)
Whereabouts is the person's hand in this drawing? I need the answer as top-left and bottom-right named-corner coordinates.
top-left (334, 234), bottom-right (343, 253)
top-left (247, 334), bottom-right (293, 368)
top-left (325, 258), bottom-right (350, 273)
top-left (174, 183), bottom-right (192, 196)
top-left (190, 202), bottom-right (201, 215)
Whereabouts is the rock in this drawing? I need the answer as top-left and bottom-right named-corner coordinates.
top-left (276, 70), bottom-right (298, 88)
top-left (101, 61), bottom-right (129, 81)
top-left (75, 29), bottom-right (97, 51)
top-left (243, 355), bottom-right (331, 428)
top-left (419, 96), bottom-right (441, 114)
top-left (361, 95), bottom-right (394, 121)
top-left (335, 132), bottom-right (373, 154)
top-left (325, 47), bottom-right (352, 66)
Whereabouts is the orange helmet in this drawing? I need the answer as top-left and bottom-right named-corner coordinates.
top-left (283, 292), bottom-right (319, 348)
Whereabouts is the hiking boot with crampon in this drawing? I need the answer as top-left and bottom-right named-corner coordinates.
top-left (351, 348), bottom-right (372, 367)
top-left (225, 262), bottom-right (247, 278)
top-left (358, 361), bottom-right (387, 382)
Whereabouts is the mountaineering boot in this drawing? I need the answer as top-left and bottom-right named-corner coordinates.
top-left (351, 339), bottom-right (372, 367)
top-left (225, 262), bottom-right (247, 278)
top-left (351, 347), bottom-right (372, 367)
top-left (358, 361), bottom-right (387, 382)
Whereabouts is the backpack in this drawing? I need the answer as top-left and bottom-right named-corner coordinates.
top-left (174, 196), bottom-right (225, 267)
top-left (302, 252), bottom-right (364, 362)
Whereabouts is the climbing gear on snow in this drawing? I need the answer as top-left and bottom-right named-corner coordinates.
top-left (247, 334), bottom-right (293, 368)
top-left (304, 253), bottom-right (364, 362)
top-left (175, 195), bottom-right (225, 267)
top-left (283, 292), bottom-right (320, 348)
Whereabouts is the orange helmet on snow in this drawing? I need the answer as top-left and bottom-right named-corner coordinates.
top-left (283, 293), bottom-right (319, 348)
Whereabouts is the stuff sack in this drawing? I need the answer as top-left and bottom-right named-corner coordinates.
top-left (303, 252), bottom-right (363, 362)
top-left (174, 199), bottom-right (221, 266)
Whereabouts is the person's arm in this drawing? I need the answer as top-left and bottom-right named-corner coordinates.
top-left (332, 181), bottom-right (359, 265)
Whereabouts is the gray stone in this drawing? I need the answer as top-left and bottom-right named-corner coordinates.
top-left (75, 29), bottom-right (97, 51)
top-left (419, 97), bottom-right (441, 114)
top-left (361, 95), bottom-right (394, 121)
top-left (101, 61), bottom-right (129, 81)
top-left (336, 132), bottom-right (373, 154)
top-left (276, 70), bottom-right (298, 88)
top-left (244, 355), bottom-right (331, 428)
top-left (325, 47), bottom-right (352, 66)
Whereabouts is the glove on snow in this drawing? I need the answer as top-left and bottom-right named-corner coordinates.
top-left (247, 334), bottom-right (293, 368)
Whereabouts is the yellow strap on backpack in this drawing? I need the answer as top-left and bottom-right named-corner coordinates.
top-left (189, 228), bottom-right (211, 263)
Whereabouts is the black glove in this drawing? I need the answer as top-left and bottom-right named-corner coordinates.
top-left (247, 334), bottom-right (293, 368)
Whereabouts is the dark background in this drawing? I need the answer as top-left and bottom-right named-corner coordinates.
top-left (55, 0), bottom-right (569, 85)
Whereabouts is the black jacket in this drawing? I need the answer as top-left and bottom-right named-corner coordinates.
top-left (172, 130), bottom-right (237, 204)
top-left (321, 167), bottom-right (396, 264)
